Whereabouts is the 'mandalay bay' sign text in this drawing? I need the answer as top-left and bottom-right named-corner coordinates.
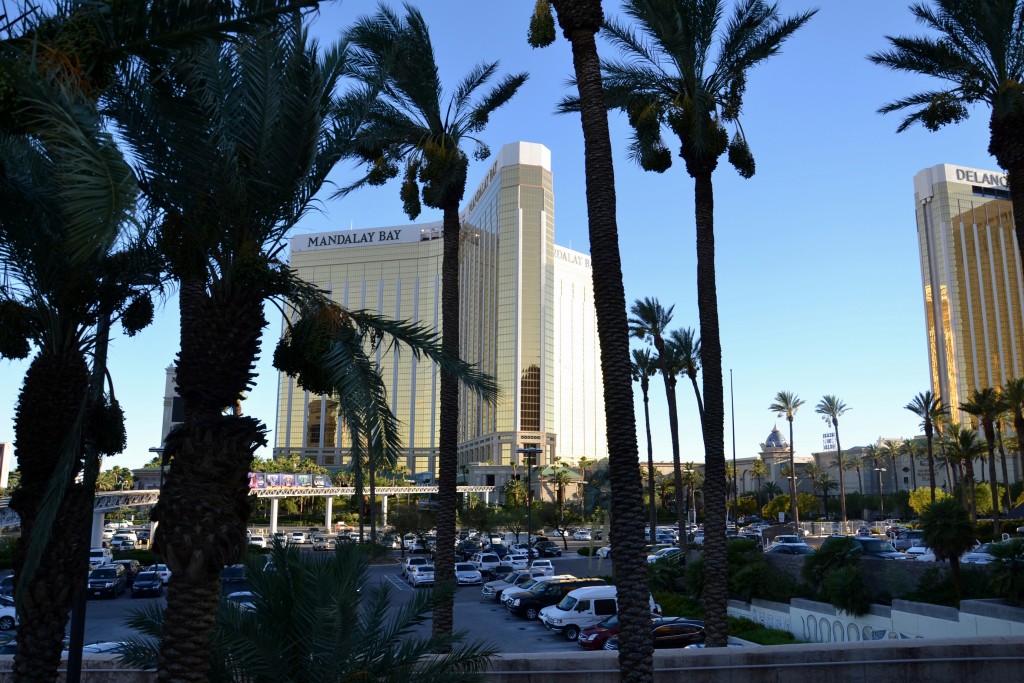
top-left (293, 224), bottom-right (431, 252)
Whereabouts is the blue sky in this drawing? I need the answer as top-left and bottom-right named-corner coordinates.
top-left (0, 1), bottom-right (1002, 472)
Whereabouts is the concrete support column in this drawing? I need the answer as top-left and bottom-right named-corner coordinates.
top-left (91, 511), bottom-right (106, 549)
top-left (381, 494), bottom-right (388, 528)
top-left (270, 499), bottom-right (279, 534)
top-left (325, 497), bottom-right (333, 532)
top-left (149, 520), bottom-right (158, 550)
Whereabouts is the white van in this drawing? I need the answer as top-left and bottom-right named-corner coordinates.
top-left (539, 585), bottom-right (660, 641)
top-left (89, 547), bottom-right (113, 569)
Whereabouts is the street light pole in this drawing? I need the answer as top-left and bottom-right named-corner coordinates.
top-left (875, 467), bottom-right (886, 519)
top-left (516, 446), bottom-right (542, 554)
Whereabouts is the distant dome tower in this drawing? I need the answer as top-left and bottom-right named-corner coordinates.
top-left (760, 426), bottom-right (789, 485)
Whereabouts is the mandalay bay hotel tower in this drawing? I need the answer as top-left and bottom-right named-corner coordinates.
top-left (274, 142), bottom-right (608, 480)
top-left (915, 163), bottom-right (1024, 427)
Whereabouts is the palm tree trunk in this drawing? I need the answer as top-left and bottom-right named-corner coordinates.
top-left (927, 434), bottom-right (937, 503)
top-left (431, 201), bottom-right (461, 641)
top-left (552, 2), bottom-right (653, 678)
top-left (10, 349), bottom-right (91, 682)
top-left (692, 167), bottom-right (728, 648)
top-left (835, 425), bottom-right (847, 523)
top-left (644, 389), bottom-right (657, 541)
top-left (1015, 414), bottom-right (1024, 486)
top-left (787, 421), bottom-right (798, 528)
top-left (666, 380), bottom-right (687, 545)
top-left (985, 434), bottom-right (1001, 540)
top-left (856, 466), bottom-right (863, 495)
top-left (996, 424), bottom-right (1012, 512)
top-left (890, 456), bottom-right (900, 494)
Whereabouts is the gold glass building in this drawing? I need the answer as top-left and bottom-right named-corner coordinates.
top-left (275, 142), bottom-right (607, 476)
top-left (915, 163), bottom-right (1022, 420)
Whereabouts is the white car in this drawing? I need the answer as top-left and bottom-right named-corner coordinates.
top-left (147, 564), bottom-right (172, 585)
top-left (595, 546), bottom-right (612, 559)
top-left (962, 542), bottom-right (1000, 565)
top-left (409, 564), bottom-right (435, 587)
top-left (454, 562), bottom-right (483, 585)
top-left (530, 559), bottom-right (555, 576)
top-left (312, 535), bottom-right (336, 551)
top-left (507, 554), bottom-right (530, 570)
top-left (402, 556), bottom-right (430, 580)
top-left (249, 535), bottom-right (267, 549)
top-left (289, 531), bottom-right (309, 545)
top-left (906, 545), bottom-right (937, 562)
top-left (572, 530), bottom-right (592, 541)
top-left (0, 594), bottom-right (17, 631)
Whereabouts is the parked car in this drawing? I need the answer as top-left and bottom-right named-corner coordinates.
top-left (578, 614), bottom-right (620, 650)
top-left (88, 564), bottom-right (127, 599)
top-left (507, 554), bottom-right (530, 570)
top-left (906, 545), bottom-right (937, 562)
top-left (962, 542), bottom-right (1002, 565)
top-left (312, 535), bottom-right (336, 551)
top-left (224, 590), bottom-right (257, 612)
top-left (147, 564), bottom-right (173, 584)
top-left (470, 552), bottom-right (502, 574)
top-left (454, 562), bottom-right (483, 586)
top-left (289, 531), bottom-right (309, 545)
top-left (130, 571), bottom-right (164, 598)
top-left (770, 535), bottom-right (810, 548)
top-left (408, 564), bottom-right (435, 587)
top-left (480, 568), bottom-right (549, 602)
top-left (765, 544), bottom-right (815, 556)
top-left (646, 547), bottom-right (682, 564)
top-left (271, 531), bottom-right (288, 545)
top-left (540, 585), bottom-right (660, 641)
top-left (505, 576), bottom-right (605, 620)
top-left (220, 564), bottom-right (246, 585)
top-left (0, 575), bottom-right (14, 597)
top-left (249, 535), bottom-right (267, 549)
top-left (604, 617), bottom-right (706, 650)
top-left (893, 529), bottom-right (925, 551)
top-left (110, 559), bottom-right (141, 587)
top-left (849, 536), bottom-right (912, 560)
top-left (402, 556), bottom-right (430, 580)
top-left (89, 547), bottom-right (113, 569)
top-left (594, 546), bottom-right (612, 559)
top-left (856, 526), bottom-right (873, 537)
top-left (110, 533), bottom-right (137, 551)
top-left (530, 559), bottom-right (556, 576)
top-left (534, 541), bottom-right (562, 557)
top-left (0, 595), bottom-right (18, 631)
top-left (572, 529), bottom-right (592, 541)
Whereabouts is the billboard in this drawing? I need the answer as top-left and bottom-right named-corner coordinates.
top-left (248, 472), bottom-right (334, 489)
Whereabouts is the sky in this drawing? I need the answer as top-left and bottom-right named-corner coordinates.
top-left (0, 1), bottom-right (1004, 473)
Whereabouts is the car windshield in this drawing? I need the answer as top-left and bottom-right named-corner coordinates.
top-left (455, 564), bottom-right (475, 572)
top-left (861, 539), bottom-right (897, 553)
top-left (136, 572), bottom-right (158, 581)
top-left (976, 544), bottom-right (996, 553)
top-left (91, 569), bottom-right (116, 579)
top-left (598, 614), bottom-right (619, 629)
top-left (556, 595), bottom-right (578, 610)
top-left (502, 572), bottom-right (518, 582)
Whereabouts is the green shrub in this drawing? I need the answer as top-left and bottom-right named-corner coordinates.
top-left (577, 547), bottom-right (591, 556)
top-left (824, 565), bottom-right (872, 616)
top-left (117, 549), bottom-right (159, 565)
top-left (801, 536), bottom-right (859, 593)
top-left (647, 553), bottom-right (683, 593)
top-left (0, 537), bottom-right (14, 570)
top-left (653, 591), bottom-right (703, 619)
top-left (727, 616), bottom-right (798, 645)
top-left (732, 561), bottom-right (798, 603)
top-left (988, 538), bottom-right (1024, 605)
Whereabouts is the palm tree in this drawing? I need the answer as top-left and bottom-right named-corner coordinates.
top-left (107, 17), bottom-right (497, 678)
top-left (944, 424), bottom-right (985, 523)
top-left (961, 387), bottom-right (1008, 539)
top-left (904, 439), bottom-right (923, 490)
top-left (597, 3), bottom-right (814, 647)
top-left (632, 348), bottom-right (659, 540)
top-left (503, 478), bottom-right (527, 508)
top-left (905, 391), bottom-right (945, 502)
top-left (769, 391), bottom-right (806, 528)
top-left (668, 327), bottom-right (704, 424)
top-left (920, 497), bottom-right (977, 601)
top-left (883, 439), bottom-right (904, 498)
top-left (994, 419), bottom-right (1014, 512)
top-left (749, 458), bottom-right (768, 511)
top-left (1003, 377), bottom-right (1024, 487)
top-left (651, 329), bottom-right (691, 542)
top-left (761, 480), bottom-right (782, 502)
top-left (815, 473), bottom-right (839, 519)
top-left (870, 0), bottom-right (1024, 272)
top-left (816, 395), bottom-right (850, 522)
top-left (343, 4), bottom-right (526, 640)
top-left (529, 1), bottom-right (654, 674)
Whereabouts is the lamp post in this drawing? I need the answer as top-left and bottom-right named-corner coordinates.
top-left (875, 467), bottom-right (886, 519)
top-left (516, 446), bottom-right (542, 554)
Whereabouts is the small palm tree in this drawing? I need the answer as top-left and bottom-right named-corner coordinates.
top-left (816, 395), bottom-right (850, 522)
top-left (120, 544), bottom-right (495, 681)
top-left (668, 327), bottom-right (704, 424)
top-left (870, 0), bottom-right (1024, 273)
top-left (1003, 378), bottom-right (1024, 488)
top-left (770, 391), bottom-right (806, 528)
top-left (920, 497), bottom-right (976, 602)
top-left (344, 4), bottom-right (526, 639)
top-left (944, 424), bottom-right (985, 523)
top-left (961, 387), bottom-right (1008, 539)
top-left (905, 391), bottom-right (945, 503)
top-left (632, 348), bottom-right (659, 541)
top-left (749, 459), bottom-right (768, 511)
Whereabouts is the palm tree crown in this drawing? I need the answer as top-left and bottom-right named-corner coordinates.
top-left (906, 390), bottom-right (945, 502)
top-left (770, 390), bottom-right (805, 527)
top-left (815, 395), bottom-right (849, 523)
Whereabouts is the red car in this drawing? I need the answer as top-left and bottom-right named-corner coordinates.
top-left (578, 614), bottom-right (619, 650)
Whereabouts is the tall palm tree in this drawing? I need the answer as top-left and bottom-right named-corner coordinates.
top-left (107, 17), bottom-right (497, 678)
top-left (651, 329), bottom-right (690, 542)
top-left (597, 3), bottom-right (815, 647)
top-left (905, 391), bottom-right (944, 502)
top-left (770, 391), bottom-right (806, 528)
top-left (904, 439), bottom-right (923, 490)
top-left (961, 387), bottom-right (1008, 539)
top-left (944, 423), bottom-right (984, 523)
top-left (528, 1), bottom-right (654, 673)
top-left (343, 4), bottom-right (526, 640)
top-left (1003, 377), bottom-right (1024, 486)
top-left (870, 0), bottom-right (1024, 273)
top-left (994, 419), bottom-right (1014, 512)
top-left (749, 458), bottom-right (768, 511)
top-left (668, 327), bottom-right (704, 424)
top-left (632, 348), bottom-right (659, 540)
top-left (883, 439), bottom-right (904, 497)
top-left (815, 472), bottom-right (839, 519)
top-left (815, 395), bottom-right (850, 522)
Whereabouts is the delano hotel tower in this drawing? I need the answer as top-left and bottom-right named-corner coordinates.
top-left (275, 142), bottom-right (607, 477)
top-left (915, 163), bottom-right (1023, 421)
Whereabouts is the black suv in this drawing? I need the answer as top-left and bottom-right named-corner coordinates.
top-left (88, 564), bottom-right (127, 599)
top-left (505, 577), bottom-right (605, 620)
top-left (533, 541), bottom-right (562, 557)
